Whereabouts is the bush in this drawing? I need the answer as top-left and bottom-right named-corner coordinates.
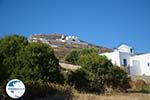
top-left (64, 48), bottom-right (98, 65)
top-left (66, 70), bottom-right (89, 91)
top-left (66, 48), bottom-right (130, 93)
top-left (0, 34), bottom-right (28, 83)
top-left (10, 43), bottom-right (64, 84)
top-left (0, 34), bottom-right (64, 84)
top-left (78, 54), bottom-right (114, 93)
top-left (80, 48), bottom-right (98, 56)
top-left (67, 53), bottom-right (112, 93)
top-left (139, 85), bottom-right (150, 93)
top-left (108, 66), bottom-right (131, 90)
top-left (64, 49), bottom-right (81, 64)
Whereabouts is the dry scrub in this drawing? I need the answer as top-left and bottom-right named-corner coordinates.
top-left (73, 92), bottom-right (150, 100)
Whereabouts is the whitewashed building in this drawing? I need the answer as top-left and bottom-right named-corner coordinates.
top-left (100, 44), bottom-right (150, 76)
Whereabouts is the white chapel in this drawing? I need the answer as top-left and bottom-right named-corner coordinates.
top-left (100, 44), bottom-right (150, 76)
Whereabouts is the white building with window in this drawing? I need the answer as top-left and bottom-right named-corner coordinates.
top-left (100, 44), bottom-right (150, 76)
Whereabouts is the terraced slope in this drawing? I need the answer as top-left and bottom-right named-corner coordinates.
top-left (29, 34), bottom-right (112, 60)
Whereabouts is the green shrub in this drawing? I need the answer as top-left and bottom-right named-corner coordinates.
top-left (64, 48), bottom-right (98, 65)
top-left (0, 35), bottom-right (64, 84)
top-left (10, 43), bottom-right (64, 84)
top-left (139, 85), bottom-right (150, 93)
top-left (66, 48), bottom-right (130, 93)
top-left (80, 48), bottom-right (98, 56)
top-left (67, 53), bottom-right (112, 93)
top-left (64, 49), bottom-right (81, 64)
top-left (66, 70), bottom-right (89, 91)
top-left (0, 34), bottom-right (28, 83)
top-left (79, 54), bottom-right (114, 93)
top-left (108, 66), bottom-right (131, 90)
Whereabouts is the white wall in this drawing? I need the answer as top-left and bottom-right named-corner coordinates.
top-left (119, 52), bottom-right (132, 67)
top-left (130, 59), bottom-right (141, 75)
top-left (100, 44), bottom-right (150, 76)
top-left (100, 51), bottom-right (132, 67)
top-left (100, 51), bottom-right (121, 66)
top-left (131, 54), bottom-right (150, 76)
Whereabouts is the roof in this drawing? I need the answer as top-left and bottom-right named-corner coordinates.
top-left (118, 44), bottom-right (132, 49)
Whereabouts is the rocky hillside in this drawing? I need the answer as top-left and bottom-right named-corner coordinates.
top-left (29, 34), bottom-right (112, 61)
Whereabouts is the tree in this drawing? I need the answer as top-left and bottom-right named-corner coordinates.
top-left (11, 43), bottom-right (64, 83)
top-left (64, 49), bottom-right (81, 64)
top-left (66, 70), bottom-right (89, 91)
top-left (77, 54), bottom-right (113, 92)
top-left (108, 66), bottom-right (130, 90)
top-left (66, 48), bottom-right (130, 93)
top-left (80, 48), bottom-right (98, 56)
top-left (0, 34), bottom-right (28, 83)
top-left (64, 48), bottom-right (98, 65)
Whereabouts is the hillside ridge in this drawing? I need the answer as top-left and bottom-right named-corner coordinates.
top-left (29, 34), bottom-right (112, 60)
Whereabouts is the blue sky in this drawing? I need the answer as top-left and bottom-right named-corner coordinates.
top-left (0, 0), bottom-right (150, 52)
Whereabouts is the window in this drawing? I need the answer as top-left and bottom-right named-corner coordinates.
top-left (148, 63), bottom-right (150, 67)
top-left (123, 59), bottom-right (127, 66)
top-left (130, 49), bottom-right (133, 53)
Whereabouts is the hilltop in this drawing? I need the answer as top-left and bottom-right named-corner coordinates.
top-left (29, 34), bottom-right (112, 61)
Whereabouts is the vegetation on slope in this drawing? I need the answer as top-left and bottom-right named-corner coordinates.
top-left (65, 48), bottom-right (130, 93)
top-left (1, 34), bottom-right (147, 100)
top-left (30, 34), bottom-right (112, 60)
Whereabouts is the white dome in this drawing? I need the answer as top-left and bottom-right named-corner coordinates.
top-left (117, 44), bottom-right (134, 54)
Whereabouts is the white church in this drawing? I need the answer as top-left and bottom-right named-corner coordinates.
top-left (100, 44), bottom-right (150, 76)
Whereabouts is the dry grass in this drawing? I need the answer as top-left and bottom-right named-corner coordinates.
top-left (73, 92), bottom-right (150, 100)
top-left (35, 90), bottom-right (150, 100)
top-left (59, 63), bottom-right (81, 71)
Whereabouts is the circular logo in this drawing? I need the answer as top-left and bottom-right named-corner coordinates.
top-left (6, 79), bottom-right (25, 99)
